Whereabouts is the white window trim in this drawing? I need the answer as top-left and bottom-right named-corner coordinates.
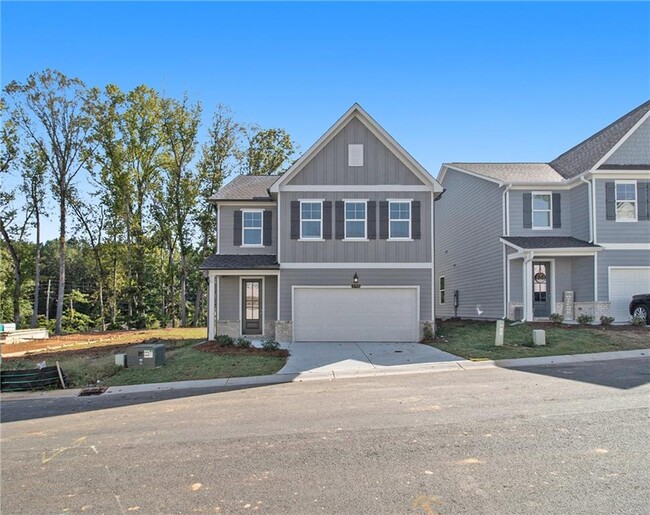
top-left (241, 209), bottom-right (264, 247)
top-left (344, 200), bottom-right (367, 240)
top-left (439, 276), bottom-right (445, 304)
top-left (388, 200), bottom-right (412, 240)
top-left (299, 200), bottom-right (324, 240)
top-left (615, 180), bottom-right (638, 222)
top-left (531, 192), bottom-right (552, 230)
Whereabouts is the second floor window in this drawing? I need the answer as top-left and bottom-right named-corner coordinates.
top-left (301, 201), bottom-right (322, 239)
top-left (345, 201), bottom-right (366, 239)
top-left (389, 201), bottom-right (411, 239)
top-left (532, 193), bottom-right (552, 229)
top-left (616, 182), bottom-right (637, 222)
top-left (242, 210), bottom-right (263, 245)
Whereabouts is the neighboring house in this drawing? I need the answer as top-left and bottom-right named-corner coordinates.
top-left (200, 104), bottom-right (444, 342)
top-left (435, 100), bottom-right (650, 322)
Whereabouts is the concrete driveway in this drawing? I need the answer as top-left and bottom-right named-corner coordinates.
top-left (277, 341), bottom-right (462, 377)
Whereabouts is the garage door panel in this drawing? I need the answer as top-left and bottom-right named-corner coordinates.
top-left (294, 287), bottom-right (418, 342)
top-left (610, 268), bottom-right (650, 321)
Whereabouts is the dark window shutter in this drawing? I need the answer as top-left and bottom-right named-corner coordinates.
top-left (335, 201), bottom-right (344, 240)
top-left (323, 201), bottom-right (333, 239)
top-left (637, 182), bottom-right (649, 221)
top-left (523, 193), bottom-right (532, 228)
top-left (552, 193), bottom-right (561, 228)
top-left (605, 182), bottom-right (616, 220)
top-left (411, 201), bottom-right (421, 239)
top-left (233, 210), bottom-right (242, 246)
top-left (379, 201), bottom-right (389, 239)
top-left (290, 201), bottom-right (300, 239)
top-left (367, 201), bottom-right (377, 240)
top-left (263, 210), bottom-right (272, 246)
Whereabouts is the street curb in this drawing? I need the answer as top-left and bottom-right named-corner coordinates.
top-left (2, 348), bottom-right (648, 401)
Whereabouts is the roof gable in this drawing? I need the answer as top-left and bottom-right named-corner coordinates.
top-left (210, 175), bottom-right (278, 202)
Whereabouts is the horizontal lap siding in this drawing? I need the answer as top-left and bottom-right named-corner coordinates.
top-left (554, 258), bottom-right (572, 303)
top-left (435, 169), bottom-right (503, 319)
top-left (219, 205), bottom-right (278, 254)
top-left (572, 256), bottom-right (595, 302)
top-left (280, 269), bottom-right (431, 321)
top-left (509, 259), bottom-right (523, 303)
top-left (570, 184), bottom-right (590, 241)
top-left (265, 276), bottom-right (278, 321)
top-left (218, 277), bottom-right (239, 319)
top-left (594, 179), bottom-right (649, 243)
top-left (509, 190), bottom-right (572, 237)
top-left (597, 250), bottom-right (650, 301)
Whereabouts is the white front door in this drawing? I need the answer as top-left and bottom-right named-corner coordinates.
top-left (293, 287), bottom-right (419, 342)
top-left (609, 267), bottom-right (650, 321)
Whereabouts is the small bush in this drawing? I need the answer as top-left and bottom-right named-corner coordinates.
top-left (549, 313), bottom-right (564, 324)
top-left (631, 315), bottom-right (646, 327)
top-left (235, 337), bottom-right (251, 349)
top-left (599, 315), bottom-right (615, 326)
top-left (577, 314), bottom-right (594, 325)
top-left (421, 322), bottom-right (435, 342)
top-left (261, 339), bottom-right (280, 351)
top-left (215, 334), bottom-right (235, 347)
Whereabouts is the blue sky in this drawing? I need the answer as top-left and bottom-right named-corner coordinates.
top-left (2, 1), bottom-right (649, 239)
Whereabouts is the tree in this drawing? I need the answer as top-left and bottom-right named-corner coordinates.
top-left (4, 70), bottom-right (94, 334)
top-left (242, 126), bottom-right (296, 176)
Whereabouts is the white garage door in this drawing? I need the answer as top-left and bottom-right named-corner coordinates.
top-left (609, 268), bottom-right (650, 321)
top-left (293, 287), bottom-right (419, 342)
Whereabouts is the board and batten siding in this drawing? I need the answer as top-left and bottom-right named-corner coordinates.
top-left (219, 205), bottom-right (278, 255)
top-left (596, 249), bottom-right (650, 302)
top-left (509, 190), bottom-right (572, 237)
top-left (594, 179), bottom-right (650, 243)
top-left (279, 191), bottom-right (432, 263)
top-left (435, 169), bottom-right (504, 319)
top-left (287, 117), bottom-right (424, 186)
top-left (569, 183), bottom-right (591, 242)
top-left (217, 275), bottom-right (278, 321)
top-left (279, 268), bottom-right (431, 321)
top-left (604, 118), bottom-right (650, 166)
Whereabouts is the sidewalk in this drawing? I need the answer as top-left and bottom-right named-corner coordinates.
top-left (2, 348), bottom-right (648, 401)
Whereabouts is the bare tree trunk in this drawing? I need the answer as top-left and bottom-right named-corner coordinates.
top-left (0, 219), bottom-right (22, 328)
top-left (30, 210), bottom-right (41, 328)
top-left (98, 281), bottom-right (106, 331)
top-left (167, 244), bottom-right (175, 328)
top-left (55, 197), bottom-right (66, 334)
top-left (179, 252), bottom-right (187, 327)
top-left (193, 280), bottom-right (202, 327)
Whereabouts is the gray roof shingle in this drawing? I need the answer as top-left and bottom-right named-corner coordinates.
top-left (210, 175), bottom-right (279, 201)
top-left (199, 254), bottom-right (279, 270)
top-left (448, 163), bottom-right (563, 183)
top-left (502, 236), bottom-right (601, 250)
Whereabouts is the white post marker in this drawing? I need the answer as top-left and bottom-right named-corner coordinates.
top-left (533, 329), bottom-right (546, 346)
top-left (495, 320), bottom-right (505, 346)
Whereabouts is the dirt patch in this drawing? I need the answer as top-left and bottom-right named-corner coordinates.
top-left (196, 341), bottom-right (289, 358)
top-left (2, 330), bottom-right (152, 355)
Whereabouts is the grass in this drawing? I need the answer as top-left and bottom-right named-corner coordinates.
top-left (2, 330), bottom-right (287, 389)
top-left (431, 320), bottom-right (650, 361)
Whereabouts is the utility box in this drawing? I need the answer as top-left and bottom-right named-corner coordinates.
top-left (126, 344), bottom-right (165, 368)
top-left (532, 330), bottom-right (546, 346)
top-left (115, 353), bottom-right (127, 367)
top-left (495, 320), bottom-right (505, 346)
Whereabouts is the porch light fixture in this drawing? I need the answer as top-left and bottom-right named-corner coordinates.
top-left (352, 273), bottom-right (361, 288)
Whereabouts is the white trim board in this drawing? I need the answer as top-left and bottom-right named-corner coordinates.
top-left (600, 243), bottom-right (650, 250)
top-left (280, 262), bottom-right (433, 269)
top-left (281, 185), bottom-right (433, 192)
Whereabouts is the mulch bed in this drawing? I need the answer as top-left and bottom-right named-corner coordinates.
top-left (196, 341), bottom-right (289, 358)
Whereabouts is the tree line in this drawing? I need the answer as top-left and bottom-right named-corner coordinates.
top-left (0, 69), bottom-right (296, 333)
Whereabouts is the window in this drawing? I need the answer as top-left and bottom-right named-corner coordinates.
top-left (300, 201), bottom-right (322, 239)
top-left (389, 201), bottom-right (411, 239)
top-left (345, 201), bottom-right (366, 239)
top-left (242, 210), bottom-right (263, 246)
top-left (348, 144), bottom-right (363, 166)
top-left (532, 193), bottom-right (552, 229)
top-left (439, 277), bottom-right (445, 304)
top-left (615, 182), bottom-right (637, 222)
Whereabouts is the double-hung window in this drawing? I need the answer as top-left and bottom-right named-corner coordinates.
top-left (389, 201), bottom-right (411, 239)
top-left (615, 181), bottom-right (637, 222)
top-left (532, 193), bottom-right (552, 229)
top-left (242, 210), bottom-right (263, 246)
top-left (300, 201), bottom-right (322, 239)
top-left (345, 201), bottom-right (367, 239)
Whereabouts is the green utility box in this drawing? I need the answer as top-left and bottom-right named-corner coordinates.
top-left (126, 343), bottom-right (165, 368)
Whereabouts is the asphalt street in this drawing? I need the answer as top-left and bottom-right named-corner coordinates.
top-left (1, 357), bottom-right (649, 514)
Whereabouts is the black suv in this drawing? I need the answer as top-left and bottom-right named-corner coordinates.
top-left (629, 294), bottom-right (650, 324)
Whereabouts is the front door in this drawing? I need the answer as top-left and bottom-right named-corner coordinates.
top-left (242, 279), bottom-right (262, 335)
top-left (532, 261), bottom-right (551, 318)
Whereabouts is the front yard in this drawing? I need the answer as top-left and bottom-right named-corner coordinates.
top-left (432, 319), bottom-right (650, 361)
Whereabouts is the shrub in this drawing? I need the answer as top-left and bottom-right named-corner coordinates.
top-left (631, 315), bottom-right (646, 327)
top-left (421, 322), bottom-right (435, 342)
top-left (599, 315), bottom-right (615, 326)
top-left (549, 313), bottom-right (564, 324)
top-left (577, 314), bottom-right (594, 325)
top-left (261, 339), bottom-right (280, 351)
top-left (214, 334), bottom-right (234, 347)
top-left (235, 337), bottom-right (251, 349)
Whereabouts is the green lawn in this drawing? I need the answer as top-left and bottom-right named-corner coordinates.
top-left (432, 320), bottom-right (650, 361)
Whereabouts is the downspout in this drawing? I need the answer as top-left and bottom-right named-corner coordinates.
top-left (580, 177), bottom-right (593, 243)
top-left (502, 185), bottom-right (511, 319)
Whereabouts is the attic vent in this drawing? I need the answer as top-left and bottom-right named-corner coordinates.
top-left (348, 144), bottom-right (363, 167)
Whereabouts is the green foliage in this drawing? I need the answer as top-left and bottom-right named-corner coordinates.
top-left (599, 315), bottom-right (615, 326)
top-left (243, 126), bottom-right (296, 176)
top-left (631, 315), bottom-right (646, 327)
top-left (576, 314), bottom-right (594, 325)
top-left (421, 321), bottom-right (435, 342)
top-left (62, 310), bottom-right (94, 333)
top-left (235, 337), bottom-right (251, 349)
top-left (549, 313), bottom-right (564, 324)
top-left (261, 339), bottom-right (280, 351)
top-left (215, 334), bottom-right (235, 347)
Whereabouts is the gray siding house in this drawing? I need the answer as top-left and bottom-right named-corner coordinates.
top-left (435, 100), bottom-right (650, 322)
top-left (200, 105), bottom-right (444, 341)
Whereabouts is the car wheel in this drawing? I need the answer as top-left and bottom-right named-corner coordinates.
top-left (633, 305), bottom-right (649, 324)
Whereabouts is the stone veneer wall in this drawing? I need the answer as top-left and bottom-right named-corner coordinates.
top-left (215, 320), bottom-right (277, 340)
top-left (574, 302), bottom-right (611, 320)
top-left (274, 321), bottom-right (293, 342)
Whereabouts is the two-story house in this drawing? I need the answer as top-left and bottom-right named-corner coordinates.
top-left (435, 100), bottom-right (650, 323)
top-left (200, 104), bottom-right (444, 342)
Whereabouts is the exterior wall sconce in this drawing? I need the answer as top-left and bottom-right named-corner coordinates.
top-left (352, 273), bottom-right (361, 288)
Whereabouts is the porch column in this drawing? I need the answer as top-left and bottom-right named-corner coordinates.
top-left (208, 273), bottom-right (216, 341)
top-left (524, 256), bottom-right (534, 321)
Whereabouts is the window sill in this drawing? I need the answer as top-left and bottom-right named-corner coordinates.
top-left (614, 219), bottom-right (638, 223)
top-left (240, 245), bottom-right (265, 248)
top-left (343, 238), bottom-right (369, 242)
top-left (531, 227), bottom-right (553, 231)
top-left (298, 238), bottom-right (325, 242)
top-left (388, 238), bottom-right (413, 242)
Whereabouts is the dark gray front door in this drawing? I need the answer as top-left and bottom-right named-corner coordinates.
top-left (242, 279), bottom-right (262, 335)
top-left (532, 261), bottom-right (551, 318)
